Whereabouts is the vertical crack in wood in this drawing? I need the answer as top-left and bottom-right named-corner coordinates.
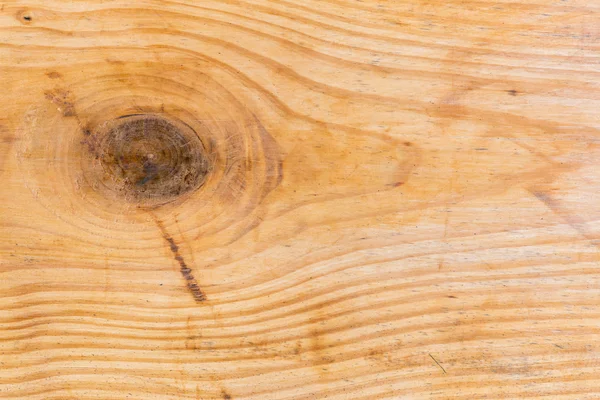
top-left (154, 218), bottom-right (206, 303)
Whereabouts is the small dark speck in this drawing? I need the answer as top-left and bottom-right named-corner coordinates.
top-left (221, 390), bottom-right (232, 400)
top-left (475, 148), bottom-right (488, 151)
top-left (23, 15), bottom-right (31, 21)
top-left (105, 58), bottom-right (125, 65)
top-left (447, 295), bottom-right (457, 299)
top-left (506, 90), bottom-right (518, 96)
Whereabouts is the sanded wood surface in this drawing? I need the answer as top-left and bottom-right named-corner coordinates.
top-left (1, 0), bottom-right (600, 399)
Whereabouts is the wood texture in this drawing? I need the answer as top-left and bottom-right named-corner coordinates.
top-left (1, 0), bottom-right (599, 398)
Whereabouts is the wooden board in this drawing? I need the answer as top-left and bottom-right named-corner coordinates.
top-left (1, 0), bottom-right (600, 398)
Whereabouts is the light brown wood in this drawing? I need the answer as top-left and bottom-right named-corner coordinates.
top-left (1, 0), bottom-right (600, 398)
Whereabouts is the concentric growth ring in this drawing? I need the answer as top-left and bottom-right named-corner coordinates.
top-left (17, 67), bottom-right (282, 246)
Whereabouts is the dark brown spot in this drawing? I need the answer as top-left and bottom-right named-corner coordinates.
top-left (46, 71), bottom-right (62, 79)
top-left (507, 89), bottom-right (518, 96)
top-left (221, 390), bottom-right (232, 400)
top-left (17, 10), bottom-right (33, 24)
top-left (83, 114), bottom-right (210, 204)
top-left (44, 89), bottom-right (76, 117)
top-left (165, 237), bottom-right (179, 253)
top-left (403, 141), bottom-right (412, 147)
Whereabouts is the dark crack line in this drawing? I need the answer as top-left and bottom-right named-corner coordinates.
top-left (429, 353), bottom-right (447, 374)
top-left (154, 218), bottom-right (206, 303)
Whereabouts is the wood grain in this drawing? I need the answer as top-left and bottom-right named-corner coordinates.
top-left (1, 0), bottom-right (599, 398)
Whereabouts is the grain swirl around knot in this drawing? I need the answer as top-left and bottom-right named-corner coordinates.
top-left (17, 70), bottom-right (283, 242)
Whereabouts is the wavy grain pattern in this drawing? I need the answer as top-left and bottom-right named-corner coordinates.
top-left (1, 0), bottom-right (599, 398)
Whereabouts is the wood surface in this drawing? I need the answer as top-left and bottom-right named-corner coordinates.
top-left (1, 0), bottom-right (600, 398)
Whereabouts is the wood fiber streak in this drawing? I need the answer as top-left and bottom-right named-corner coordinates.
top-left (1, 0), bottom-right (599, 399)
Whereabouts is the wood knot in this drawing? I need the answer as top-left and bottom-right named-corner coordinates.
top-left (83, 114), bottom-right (211, 206)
